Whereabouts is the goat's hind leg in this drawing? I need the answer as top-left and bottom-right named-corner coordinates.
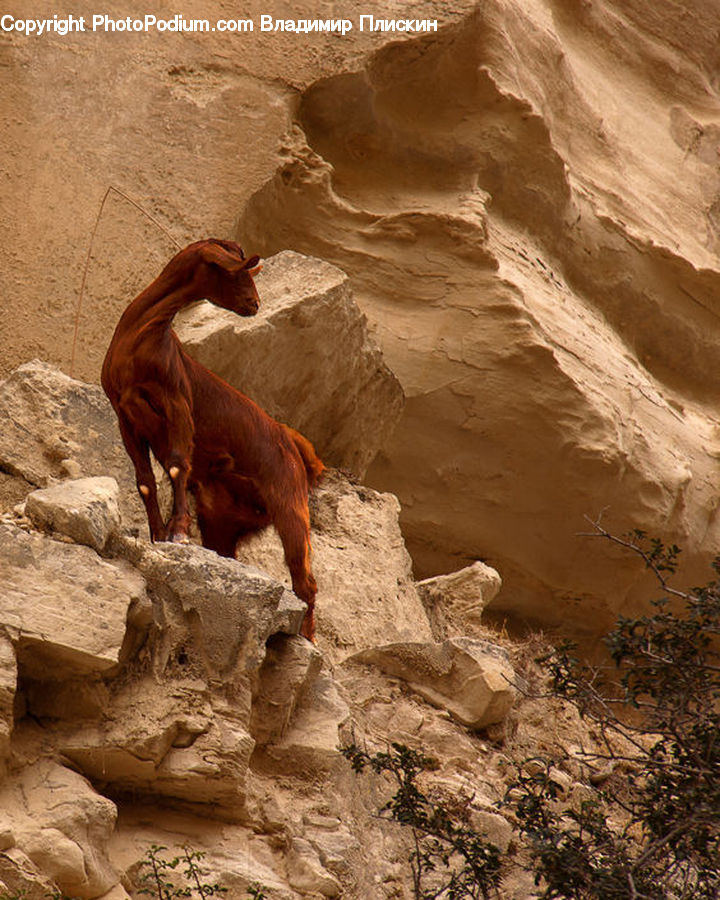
top-left (273, 503), bottom-right (318, 643)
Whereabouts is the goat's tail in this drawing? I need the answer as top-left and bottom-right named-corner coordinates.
top-left (283, 425), bottom-right (326, 488)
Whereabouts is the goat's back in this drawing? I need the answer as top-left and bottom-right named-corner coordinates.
top-left (183, 352), bottom-right (324, 491)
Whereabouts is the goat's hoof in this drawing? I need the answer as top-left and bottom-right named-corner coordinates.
top-left (300, 621), bottom-right (316, 643)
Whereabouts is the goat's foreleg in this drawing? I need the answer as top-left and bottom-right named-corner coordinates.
top-left (118, 386), bottom-right (194, 544)
top-left (159, 395), bottom-right (195, 544)
top-left (117, 416), bottom-right (166, 541)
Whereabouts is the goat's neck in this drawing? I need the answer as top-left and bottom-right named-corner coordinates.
top-left (120, 275), bottom-right (203, 336)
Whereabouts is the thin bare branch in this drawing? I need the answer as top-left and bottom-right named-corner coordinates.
top-left (70, 185), bottom-right (181, 376)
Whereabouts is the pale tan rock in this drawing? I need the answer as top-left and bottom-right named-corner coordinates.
top-left (251, 634), bottom-right (323, 747)
top-left (59, 676), bottom-right (256, 813)
top-left (287, 838), bottom-right (341, 898)
top-left (175, 250), bottom-right (404, 478)
top-left (191, 845), bottom-right (298, 900)
top-left (24, 476), bottom-right (120, 552)
top-left (468, 809), bottom-right (513, 853)
top-left (238, 9), bottom-right (720, 640)
top-left (0, 633), bottom-right (16, 767)
top-left (351, 637), bottom-right (516, 728)
top-left (0, 361), bottom-right (142, 531)
top-left (260, 669), bottom-right (350, 774)
top-left (0, 522), bottom-right (149, 677)
top-left (96, 885), bottom-right (132, 900)
top-left (417, 561), bottom-right (502, 639)
top-left (20, 829), bottom-right (87, 890)
top-left (0, 847), bottom-right (56, 900)
top-left (52, 538), bottom-right (307, 816)
top-left (0, 760), bottom-right (119, 899)
top-left (114, 537), bottom-right (308, 675)
top-left (0, 813), bottom-right (14, 852)
top-left (251, 635), bottom-right (350, 775)
top-left (304, 821), bottom-right (361, 878)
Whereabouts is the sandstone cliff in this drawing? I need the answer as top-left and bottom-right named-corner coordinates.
top-left (3, 0), bottom-right (719, 640)
top-left (238, 3), bottom-right (720, 636)
top-left (2, 2), bottom-right (719, 895)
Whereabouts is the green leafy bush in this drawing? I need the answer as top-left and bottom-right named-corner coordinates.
top-left (509, 525), bottom-right (720, 899)
top-left (342, 742), bottom-right (503, 899)
top-left (345, 525), bottom-right (720, 899)
top-left (136, 844), bottom-right (226, 900)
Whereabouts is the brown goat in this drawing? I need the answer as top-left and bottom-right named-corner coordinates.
top-left (101, 239), bottom-right (325, 641)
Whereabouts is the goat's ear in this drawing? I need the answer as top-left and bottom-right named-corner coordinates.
top-left (199, 242), bottom-right (245, 272)
top-left (243, 255), bottom-right (262, 275)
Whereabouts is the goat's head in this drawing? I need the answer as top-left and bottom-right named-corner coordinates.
top-left (193, 239), bottom-right (262, 316)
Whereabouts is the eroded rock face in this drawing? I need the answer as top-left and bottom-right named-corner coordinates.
top-left (250, 634), bottom-right (323, 747)
top-left (0, 634), bottom-right (16, 769)
top-left (253, 643), bottom-right (351, 776)
top-left (0, 523), bottom-right (149, 677)
top-left (52, 538), bottom-right (308, 816)
top-left (0, 361), bottom-right (143, 532)
top-left (417, 562), bottom-right (502, 640)
top-left (238, 6), bottom-right (720, 638)
top-left (175, 250), bottom-right (404, 478)
top-left (114, 537), bottom-right (308, 678)
top-left (0, 760), bottom-right (119, 900)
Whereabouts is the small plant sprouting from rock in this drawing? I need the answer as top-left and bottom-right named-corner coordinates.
top-left (246, 886), bottom-right (267, 900)
top-left (136, 844), bottom-right (227, 900)
top-left (342, 742), bottom-right (503, 899)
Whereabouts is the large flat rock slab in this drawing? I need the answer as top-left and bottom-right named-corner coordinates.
top-left (0, 523), bottom-right (147, 676)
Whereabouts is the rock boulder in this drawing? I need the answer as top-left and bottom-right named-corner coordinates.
top-left (24, 476), bottom-right (121, 552)
top-left (0, 523), bottom-right (149, 677)
top-left (0, 361), bottom-right (143, 532)
top-left (351, 637), bottom-right (516, 729)
top-left (417, 561), bottom-right (502, 639)
top-left (175, 250), bottom-right (404, 478)
top-left (0, 760), bottom-right (119, 900)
